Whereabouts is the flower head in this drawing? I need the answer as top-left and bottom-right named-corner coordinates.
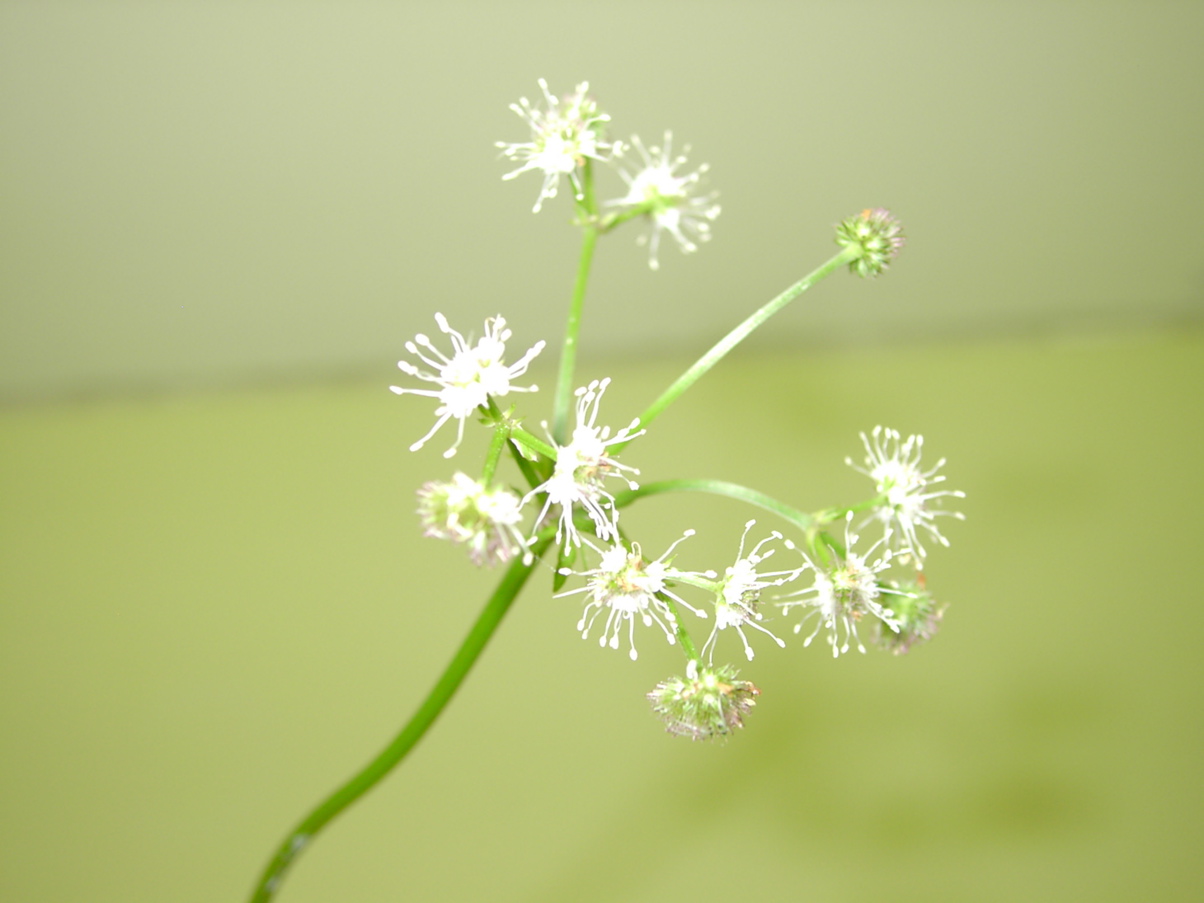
top-left (417, 473), bottom-right (530, 566)
top-left (497, 79), bottom-right (618, 213)
top-left (557, 531), bottom-right (704, 661)
top-left (648, 659), bottom-right (760, 741)
top-left (834, 208), bottom-right (905, 278)
top-left (782, 514), bottom-right (910, 657)
top-left (847, 426), bottom-right (965, 564)
top-left (875, 575), bottom-right (946, 655)
top-left (390, 314), bottom-right (544, 458)
top-left (609, 132), bottom-right (720, 270)
top-left (700, 521), bottom-right (803, 662)
top-left (525, 378), bottom-right (643, 549)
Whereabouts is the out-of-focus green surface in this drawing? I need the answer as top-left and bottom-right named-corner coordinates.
top-left (2, 328), bottom-right (1202, 901)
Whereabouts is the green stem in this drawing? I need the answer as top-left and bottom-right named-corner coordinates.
top-left (614, 479), bottom-right (816, 532)
top-left (247, 534), bottom-right (554, 902)
top-left (659, 594), bottom-right (699, 660)
top-left (481, 419), bottom-right (510, 485)
top-left (551, 164), bottom-right (600, 444)
top-left (509, 425), bottom-right (558, 461)
top-left (612, 246), bottom-right (860, 453)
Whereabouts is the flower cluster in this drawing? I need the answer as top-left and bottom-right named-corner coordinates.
top-left (648, 660), bottom-right (760, 741)
top-left (497, 79), bottom-right (619, 213)
top-left (499, 80), bottom-right (721, 269)
top-left (245, 76), bottom-right (970, 903)
top-left (390, 314), bottom-right (544, 458)
top-left (417, 473), bottom-right (529, 567)
top-left (525, 378), bottom-right (643, 549)
top-left (609, 133), bottom-right (720, 270)
top-left (387, 81), bottom-right (961, 741)
top-left (556, 531), bottom-right (702, 661)
top-left (848, 425), bottom-right (966, 564)
top-left (781, 513), bottom-right (909, 657)
top-left (835, 208), bottom-right (905, 278)
top-left (700, 521), bottom-right (802, 663)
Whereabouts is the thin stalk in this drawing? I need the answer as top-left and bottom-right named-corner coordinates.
top-left (247, 535), bottom-right (554, 902)
top-left (551, 163), bottom-right (600, 444)
top-left (659, 594), bottom-right (699, 660)
top-left (613, 246), bottom-right (860, 453)
top-left (509, 425), bottom-right (558, 461)
top-left (614, 479), bottom-right (816, 532)
top-left (481, 418), bottom-right (510, 484)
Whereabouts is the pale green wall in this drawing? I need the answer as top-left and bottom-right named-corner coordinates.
top-left (3, 1), bottom-right (1202, 399)
top-left (3, 329), bottom-right (1202, 901)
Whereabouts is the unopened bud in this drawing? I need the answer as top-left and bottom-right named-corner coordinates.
top-left (876, 577), bottom-right (944, 654)
top-left (835, 208), bottom-right (905, 278)
top-left (647, 661), bottom-right (760, 740)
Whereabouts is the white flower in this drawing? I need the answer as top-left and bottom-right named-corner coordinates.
top-left (700, 521), bottom-right (803, 662)
top-left (847, 426), bottom-right (965, 564)
top-left (417, 473), bottom-right (531, 566)
top-left (557, 532), bottom-right (704, 661)
top-left (390, 313), bottom-right (545, 458)
top-left (609, 132), bottom-right (720, 269)
top-left (497, 79), bottom-right (619, 213)
top-left (781, 514), bottom-right (911, 657)
top-left (525, 378), bottom-right (643, 549)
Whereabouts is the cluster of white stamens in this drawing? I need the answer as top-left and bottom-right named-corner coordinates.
top-left (781, 514), bottom-right (911, 657)
top-left (557, 532), bottom-right (703, 661)
top-left (390, 314), bottom-right (544, 458)
top-left (847, 425), bottom-right (965, 564)
top-left (609, 132), bottom-right (720, 270)
top-left (525, 378), bottom-right (643, 549)
top-left (700, 521), bottom-right (804, 662)
top-left (497, 79), bottom-right (619, 213)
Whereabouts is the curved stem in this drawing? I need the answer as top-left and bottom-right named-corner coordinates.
top-left (247, 534), bottom-right (554, 902)
top-left (613, 479), bottom-right (816, 532)
top-left (612, 246), bottom-right (859, 454)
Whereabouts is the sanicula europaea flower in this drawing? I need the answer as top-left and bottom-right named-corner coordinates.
top-left (835, 207), bottom-right (905, 278)
top-left (875, 575), bottom-right (945, 655)
top-left (698, 521), bottom-right (803, 662)
top-left (781, 513), bottom-right (910, 657)
top-left (417, 472), bottom-right (531, 567)
top-left (556, 531), bottom-right (706, 661)
top-left (609, 132), bottom-right (720, 270)
top-left (847, 425), bottom-right (965, 564)
top-left (524, 378), bottom-right (643, 549)
top-left (647, 659), bottom-right (760, 741)
top-left (497, 79), bottom-right (619, 213)
top-left (248, 77), bottom-right (970, 903)
top-left (390, 313), bottom-right (545, 458)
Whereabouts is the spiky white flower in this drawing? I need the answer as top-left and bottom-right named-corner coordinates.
top-left (781, 513), bottom-right (911, 657)
top-left (390, 314), bottom-right (545, 458)
top-left (847, 426), bottom-right (965, 564)
top-left (608, 132), bottom-right (720, 269)
top-left (417, 472), bottom-right (531, 566)
top-left (497, 79), bottom-right (619, 213)
top-left (557, 532), bottom-right (705, 661)
top-left (525, 378), bottom-right (643, 549)
top-left (699, 521), bottom-right (804, 662)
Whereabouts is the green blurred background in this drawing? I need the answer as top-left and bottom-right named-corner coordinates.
top-left (2, 2), bottom-right (1202, 901)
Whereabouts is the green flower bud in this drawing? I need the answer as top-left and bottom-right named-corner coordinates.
top-left (416, 473), bottom-right (529, 567)
top-left (876, 577), bottom-right (945, 654)
top-left (647, 661), bottom-right (760, 740)
top-left (835, 208), bottom-right (905, 278)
